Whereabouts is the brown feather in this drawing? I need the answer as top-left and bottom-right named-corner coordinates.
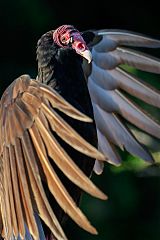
top-left (40, 85), bottom-right (92, 122)
top-left (41, 102), bottom-right (105, 160)
top-left (35, 116), bottom-right (107, 200)
top-left (12, 75), bottom-right (30, 99)
top-left (0, 158), bottom-right (7, 238)
top-left (4, 112), bottom-right (10, 146)
top-left (14, 137), bottom-right (39, 240)
top-left (21, 93), bottom-right (41, 117)
top-left (8, 144), bottom-right (25, 239)
top-left (5, 148), bottom-right (18, 238)
top-left (29, 123), bottom-right (98, 234)
top-left (21, 130), bottom-right (67, 240)
top-left (3, 147), bottom-right (12, 239)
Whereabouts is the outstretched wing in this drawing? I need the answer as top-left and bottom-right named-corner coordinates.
top-left (83, 29), bottom-right (160, 173)
top-left (0, 75), bottom-right (107, 240)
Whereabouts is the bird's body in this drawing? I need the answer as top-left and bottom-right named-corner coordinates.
top-left (0, 25), bottom-right (160, 240)
top-left (37, 30), bottom-right (97, 235)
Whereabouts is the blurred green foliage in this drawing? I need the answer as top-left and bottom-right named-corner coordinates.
top-left (0, 1), bottom-right (160, 240)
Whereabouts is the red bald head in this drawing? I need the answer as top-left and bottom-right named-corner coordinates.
top-left (53, 25), bottom-right (92, 63)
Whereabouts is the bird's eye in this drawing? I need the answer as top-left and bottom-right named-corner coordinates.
top-left (61, 36), bottom-right (67, 44)
top-left (60, 32), bottom-right (71, 45)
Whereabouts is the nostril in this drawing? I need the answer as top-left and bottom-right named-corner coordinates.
top-left (76, 42), bottom-right (85, 51)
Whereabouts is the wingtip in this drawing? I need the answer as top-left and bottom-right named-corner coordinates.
top-left (88, 225), bottom-right (98, 235)
top-left (102, 193), bottom-right (109, 201)
top-left (113, 162), bottom-right (121, 167)
top-left (144, 153), bottom-right (155, 164)
top-left (107, 159), bottom-right (122, 166)
top-left (96, 151), bottom-right (108, 161)
top-left (92, 228), bottom-right (98, 235)
top-left (96, 189), bottom-right (108, 201)
top-left (82, 115), bottom-right (93, 123)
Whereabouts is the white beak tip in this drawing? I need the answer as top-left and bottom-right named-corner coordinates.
top-left (81, 49), bottom-right (92, 64)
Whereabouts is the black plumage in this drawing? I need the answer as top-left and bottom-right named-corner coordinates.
top-left (37, 30), bottom-right (97, 234)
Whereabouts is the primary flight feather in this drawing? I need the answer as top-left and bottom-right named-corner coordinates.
top-left (0, 24), bottom-right (160, 240)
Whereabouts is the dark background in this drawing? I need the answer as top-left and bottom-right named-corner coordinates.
top-left (1, 1), bottom-right (160, 240)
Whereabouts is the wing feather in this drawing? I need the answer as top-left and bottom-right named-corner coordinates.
top-left (110, 67), bottom-right (160, 107)
top-left (21, 130), bottom-right (67, 240)
top-left (83, 29), bottom-right (160, 166)
top-left (35, 115), bottom-right (106, 200)
top-left (5, 147), bottom-right (18, 238)
top-left (96, 30), bottom-right (160, 48)
top-left (41, 102), bottom-right (105, 160)
top-left (96, 128), bottom-right (121, 165)
top-left (14, 137), bottom-right (39, 240)
top-left (93, 104), bottom-right (153, 163)
top-left (9, 144), bottom-right (26, 239)
top-left (3, 146), bottom-right (12, 239)
top-left (92, 47), bottom-right (160, 73)
top-left (0, 75), bottom-right (107, 239)
top-left (29, 123), bottom-right (98, 234)
top-left (40, 85), bottom-right (92, 122)
top-left (88, 78), bottom-right (160, 139)
top-left (0, 157), bottom-right (7, 238)
top-left (90, 62), bottom-right (160, 108)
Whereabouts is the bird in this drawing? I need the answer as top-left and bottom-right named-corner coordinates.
top-left (0, 24), bottom-right (160, 240)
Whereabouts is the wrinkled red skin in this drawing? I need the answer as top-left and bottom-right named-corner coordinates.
top-left (52, 24), bottom-right (88, 54)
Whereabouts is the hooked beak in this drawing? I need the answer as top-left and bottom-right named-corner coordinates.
top-left (79, 49), bottom-right (92, 64)
top-left (71, 34), bottom-right (92, 63)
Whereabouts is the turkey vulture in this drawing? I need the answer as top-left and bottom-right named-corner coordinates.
top-left (0, 24), bottom-right (160, 240)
